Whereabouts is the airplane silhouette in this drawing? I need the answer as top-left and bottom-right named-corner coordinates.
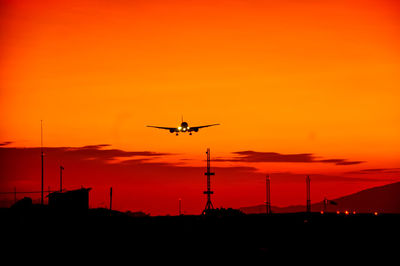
top-left (147, 117), bottom-right (219, 135)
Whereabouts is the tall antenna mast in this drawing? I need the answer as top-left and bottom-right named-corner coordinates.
top-left (203, 148), bottom-right (214, 214)
top-left (41, 120), bottom-right (44, 205)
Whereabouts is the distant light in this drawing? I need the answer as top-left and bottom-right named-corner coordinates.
top-left (183, 128), bottom-right (186, 131)
top-left (336, 211), bottom-right (340, 214)
top-left (345, 210), bottom-right (349, 215)
top-left (187, 127), bottom-right (190, 129)
top-left (353, 211), bottom-right (356, 215)
top-left (320, 211), bottom-right (324, 214)
top-left (374, 212), bottom-right (378, 216)
top-left (178, 127), bottom-right (182, 130)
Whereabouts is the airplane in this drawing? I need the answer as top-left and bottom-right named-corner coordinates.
top-left (147, 117), bottom-right (220, 135)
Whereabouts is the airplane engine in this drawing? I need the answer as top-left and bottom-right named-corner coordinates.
top-left (170, 129), bottom-right (175, 133)
top-left (194, 128), bottom-right (198, 132)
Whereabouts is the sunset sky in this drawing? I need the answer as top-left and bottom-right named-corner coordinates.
top-left (1, 0), bottom-right (399, 215)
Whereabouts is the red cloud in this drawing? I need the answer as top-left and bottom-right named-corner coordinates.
top-left (214, 151), bottom-right (364, 165)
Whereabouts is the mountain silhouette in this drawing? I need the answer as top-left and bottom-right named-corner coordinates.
top-left (240, 181), bottom-right (400, 214)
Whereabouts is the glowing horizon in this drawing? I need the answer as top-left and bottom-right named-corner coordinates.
top-left (1, 0), bottom-right (399, 214)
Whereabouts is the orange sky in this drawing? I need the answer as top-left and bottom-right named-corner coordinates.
top-left (0, 0), bottom-right (399, 214)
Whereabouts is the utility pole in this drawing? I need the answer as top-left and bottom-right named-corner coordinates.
top-left (266, 175), bottom-right (271, 214)
top-left (109, 187), bottom-right (113, 211)
top-left (179, 198), bottom-right (182, 216)
top-left (60, 166), bottom-right (64, 192)
top-left (41, 120), bottom-right (44, 205)
top-left (306, 175), bottom-right (311, 213)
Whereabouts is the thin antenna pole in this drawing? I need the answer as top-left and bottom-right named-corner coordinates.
top-left (41, 120), bottom-right (44, 205)
top-left (109, 187), bottom-right (113, 211)
top-left (266, 175), bottom-right (271, 214)
top-left (179, 198), bottom-right (182, 216)
top-left (60, 166), bottom-right (64, 192)
top-left (306, 175), bottom-right (311, 213)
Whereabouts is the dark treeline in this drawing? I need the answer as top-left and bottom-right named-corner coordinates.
top-left (1, 205), bottom-right (399, 262)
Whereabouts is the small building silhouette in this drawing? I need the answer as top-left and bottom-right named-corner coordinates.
top-left (47, 188), bottom-right (91, 212)
top-left (11, 197), bottom-right (33, 209)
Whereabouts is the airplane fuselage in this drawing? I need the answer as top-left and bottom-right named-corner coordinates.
top-left (178, 122), bottom-right (189, 132)
top-left (147, 120), bottom-right (219, 135)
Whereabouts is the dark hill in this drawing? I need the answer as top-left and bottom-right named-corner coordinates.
top-left (240, 181), bottom-right (400, 214)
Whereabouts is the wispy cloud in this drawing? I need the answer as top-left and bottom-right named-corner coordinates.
top-left (263, 172), bottom-right (394, 183)
top-left (345, 168), bottom-right (400, 175)
top-left (0, 141), bottom-right (13, 146)
top-left (214, 151), bottom-right (364, 165)
top-left (53, 144), bottom-right (171, 162)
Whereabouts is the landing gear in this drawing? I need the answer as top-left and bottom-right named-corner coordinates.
top-left (176, 133), bottom-right (179, 136)
top-left (189, 132), bottom-right (192, 135)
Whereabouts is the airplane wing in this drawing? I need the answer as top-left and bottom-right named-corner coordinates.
top-left (147, 125), bottom-right (177, 131)
top-left (189, 124), bottom-right (220, 131)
